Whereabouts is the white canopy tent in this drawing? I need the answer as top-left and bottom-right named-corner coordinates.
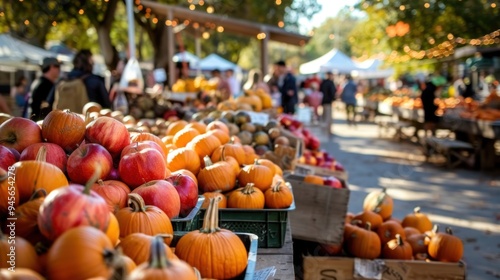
top-left (198, 53), bottom-right (240, 72)
top-left (173, 51), bottom-right (200, 68)
top-left (352, 59), bottom-right (394, 79)
top-left (299, 48), bottom-right (361, 75)
top-left (0, 33), bottom-right (71, 71)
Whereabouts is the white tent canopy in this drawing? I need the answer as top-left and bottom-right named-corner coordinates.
top-left (0, 33), bottom-right (71, 71)
top-left (299, 48), bottom-right (361, 75)
top-left (353, 59), bottom-right (394, 79)
top-left (173, 51), bottom-right (200, 67)
top-left (198, 53), bottom-right (239, 71)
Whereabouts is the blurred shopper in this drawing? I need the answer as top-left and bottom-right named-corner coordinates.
top-left (243, 68), bottom-right (271, 94)
top-left (275, 60), bottom-right (298, 114)
top-left (320, 71), bottom-right (337, 127)
top-left (210, 69), bottom-right (231, 101)
top-left (303, 82), bottom-right (322, 122)
top-left (30, 57), bottom-right (60, 120)
top-left (341, 74), bottom-right (358, 125)
top-left (10, 76), bottom-right (28, 116)
top-left (421, 75), bottom-right (446, 137)
top-left (225, 69), bottom-right (241, 98)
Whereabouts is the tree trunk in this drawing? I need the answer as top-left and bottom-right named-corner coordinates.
top-left (97, 26), bottom-right (119, 70)
top-left (153, 24), bottom-right (170, 70)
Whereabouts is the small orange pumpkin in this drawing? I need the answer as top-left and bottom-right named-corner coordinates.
top-left (376, 220), bottom-right (406, 245)
top-left (201, 191), bottom-right (227, 209)
top-left (197, 156), bottom-right (236, 193)
top-left (363, 187), bottom-right (393, 221)
top-left (41, 109), bottom-right (86, 153)
top-left (401, 207), bottom-right (433, 233)
top-left (185, 121), bottom-right (207, 134)
top-left (403, 227), bottom-right (421, 238)
top-left (115, 193), bottom-right (174, 238)
top-left (303, 174), bottom-right (324, 185)
top-left (128, 235), bottom-right (198, 280)
top-left (237, 159), bottom-right (273, 191)
top-left (352, 210), bottom-right (383, 230)
top-left (186, 133), bottom-right (221, 161)
top-left (119, 233), bottom-right (176, 265)
top-left (130, 132), bottom-right (169, 158)
top-left (264, 181), bottom-right (293, 209)
top-left (0, 233), bottom-right (41, 273)
top-left (13, 189), bottom-right (47, 245)
top-left (165, 120), bottom-right (188, 136)
top-left (210, 140), bottom-right (245, 166)
top-left (406, 233), bottom-right (429, 255)
top-left (228, 183), bottom-right (265, 209)
top-left (427, 227), bottom-right (463, 262)
top-left (167, 147), bottom-right (201, 175)
top-left (106, 212), bottom-right (120, 246)
top-left (344, 222), bottom-right (381, 259)
top-left (382, 234), bottom-right (413, 260)
top-left (173, 127), bottom-right (201, 148)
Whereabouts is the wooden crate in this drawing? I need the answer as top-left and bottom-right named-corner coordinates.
top-left (294, 163), bottom-right (348, 181)
top-left (303, 257), bottom-right (466, 280)
top-left (285, 174), bottom-right (349, 245)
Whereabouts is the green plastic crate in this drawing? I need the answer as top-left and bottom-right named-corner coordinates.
top-left (171, 197), bottom-right (204, 231)
top-left (197, 201), bottom-right (295, 248)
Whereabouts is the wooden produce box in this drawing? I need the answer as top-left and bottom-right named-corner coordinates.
top-left (285, 174), bottom-right (349, 245)
top-left (294, 163), bottom-right (349, 181)
top-left (303, 257), bottom-right (466, 280)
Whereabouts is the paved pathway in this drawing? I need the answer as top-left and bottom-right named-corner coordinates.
top-left (304, 111), bottom-right (500, 280)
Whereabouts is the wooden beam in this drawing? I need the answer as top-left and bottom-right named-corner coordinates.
top-left (166, 9), bottom-right (175, 89)
top-left (260, 30), bottom-right (269, 78)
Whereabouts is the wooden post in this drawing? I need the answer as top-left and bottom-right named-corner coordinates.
top-left (260, 29), bottom-right (269, 78)
top-left (166, 9), bottom-right (175, 89)
top-left (195, 29), bottom-right (201, 76)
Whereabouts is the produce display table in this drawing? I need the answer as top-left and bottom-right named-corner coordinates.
top-left (254, 221), bottom-right (295, 279)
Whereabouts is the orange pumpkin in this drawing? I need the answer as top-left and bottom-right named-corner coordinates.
top-left (129, 235), bottom-right (197, 280)
top-left (201, 191), bottom-right (227, 209)
top-left (237, 159), bottom-right (273, 191)
top-left (401, 207), bottom-right (433, 233)
top-left (115, 193), bottom-right (173, 238)
top-left (106, 212), bottom-right (120, 246)
top-left (210, 141), bottom-right (245, 166)
top-left (427, 227), bottom-right (463, 262)
top-left (173, 127), bottom-right (201, 148)
top-left (376, 220), bottom-right (406, 245)
top-left (167, 147), bottom-right (201, 175)
top-left (13, 146), bottom-right (69, 202)
top-left (344, 222), bottom-right (381, 259)
top-left (14, 189), bottom-right (47, 245)
top-left (41, 109), bottom-right (86, 152)
top-left (303, 174), bottom-right (324, 185)
top-left (206, 120), bottom-right (230, 135)
top-left (403, 227), bottom-right (421, 238)
top-left (255, 159), bottom-right (277, 176)
top-left (363, 187), bottom-right (393, 221)
top-left (197, 156), bottom-right (236, 193)
top-left (406, 233), bottom-right (429, 255)
top-left (352, 210), bottom-right (383, 230)
top-left (185, 121), bottom-right (207, 134)
top-left (175, 198), bottom-right (248, 279)
top-left (0, 168), bottom-right (18, 217)
top-left (161, 135), bottom-right (174, 145)
top-left (165, 120), bottom-right (188, 136)
top-left (0, 233), bottom-right (41, 273)
top-left (121, 255), bottom-right (137, 275)
top-left (186, 133), bottom-right (221, 161)
top-left (382, 234), bottom-right (413, 260)
top-left (206, 129), bottom-right (230, 145)
top-left (264, 181), bottom-right (293, 209)
top-left (345, 212), bottom-right (355, 224)
top-left (228, 183), bottom-right (265, 209)
top-left (46, 226), bottom-right (116, 280)
top-left (119, 233), bottom-right (176, 265)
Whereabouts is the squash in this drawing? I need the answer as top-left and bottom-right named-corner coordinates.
top-left (344, 222), bottom-right (381, 259)
top-left (303, 174), bottom-right (324, 185)
top-left (41, 109), bottom-right (86, 152)
top-left (382, 234), bottom-right (413, 260)
top-left (167, 148), bottom-right (201, 175)
top-left (129, 235), bottom-right (197, 280)
top-left (201, 191), bottom-right (227, 209)
top-left (237, 159), bottom-right (273, 191)
top-left (228, 183), bottom-right (265, 209)
top-left (174, 198), bottom-right (248, 279)
top-left (363, 187), bottom-right (393, 221)
top-left (352, 210), bottom-right (383, 230)
top-left (427, 227), bottom-right (463, 262)
top-left (13, 189), bottom-right (47, 245)
top-left (377, 220), bottom-right (406, 245)
top-left (264, 181), bottom-right (293, 209)
top-left (197, 156), bottom-right (236, 193)
top-left (46, 226), bottom-right (117, 280)
top-left (119, 233), bottom-right (176, 265)
top-left (402, 207), bottom-right (433, 233)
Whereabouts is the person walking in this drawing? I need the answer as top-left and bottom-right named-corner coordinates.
top-left (320, 71), bottom-right (337, 130)
top-left (30, 57), bottom-right (61, 121)
top-left (10, 76), bottom-right (28, 117)
top-left (341, 74), bottom-right (358, 125)
top-left (225, 69), bottom-right (241, 98)
top-left (275, 60), bottom-right (298, 115)
top-left (421, 75), bottom-right (446, 137)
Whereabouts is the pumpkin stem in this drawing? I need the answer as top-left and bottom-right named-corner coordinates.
top-left (365, 221), bottom-right (372, 231)
top-left (272, 181), bottom-right (283, 192)
top-left (97, 179), bottom-right (105, 186)
top-left (83, 165), bottom-right (102, 195)
top-left (432, 224), bottom-right (439, 234)
top-left (148, 235), bottom-right (170, 269)
top-left (35, 146), bottom-right (48, 162)
top-left (220, 146), bottom-right (227, 162)
top-left (445, 227), bottom-right (454, 235)
top-left (395, 234), bottom-right (403, 246)
top-left (109, 249), bottom-right (128, 280)
top-left (28, 189), bottom-right (47, 201)
top-left (85, 111), bottom-right (91, 124)
top-left (253, 158), bottom-right (260, 165)
top-left (194, 268), bottom-right (202, 280)
top-left (211, 196), bottom-right (221, 231)
top-left (128, 193), bottom-right (147, 212)
top-left (103, 249), bottom-right (118, 270)
top-left (200, 198), bottom-right (215, 233)
top-left (373, 188), bottom-right (388, 213)
top-left (414, 206), bottom-right (421, 214)
top-left (203, 155), bottom-right (213, 168)
top-left (242, 183), bottom-right (257, 195)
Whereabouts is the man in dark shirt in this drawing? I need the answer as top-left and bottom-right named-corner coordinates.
top-left (30, 57), bottom-right (60, 120)
top-left (320, 71), bottom-right (336, 130)
top-left (275, 60), bottom-right (298, 115)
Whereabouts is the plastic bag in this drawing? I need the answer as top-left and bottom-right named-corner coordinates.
top-left (113, 90), bottom-right (129, 115)
top-left (120, 57), bottom-right (144, 91)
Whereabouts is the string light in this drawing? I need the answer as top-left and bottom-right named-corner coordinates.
top-left (0, 12), bottom-right (4, 17)
top-left (189, 4), bottom-right (195, 10)
top-left (52, 21), bottom-right (57, 26)
top-left (24, 19), bottom-right (29, 25)
top-left (192, 22), bottom-right (199, 29)
top-left (206, 6), bottom-right (214, 13)
top-left (198, 0), bottom-right (204, 6)
top-left (276, 0), bottom-right (282, 5)
top-left (278, 21), bottom-right (284, 28)
top-left (424, 2), bottom-right (430, 8)
top-left (152, 17), bottom-right (158, 24)
top-left (328, 34), bottom-right (335, 40)
top-left (165, 20), bottom-right (172, 26)
top-left (78, 9), bottom-right (84, 15)
top-left (257, 32), bottom-right (267, 39)
top-left (216, 26), bottom-right (224, 32)
top-left (202, 31), bottom-right (210, 39)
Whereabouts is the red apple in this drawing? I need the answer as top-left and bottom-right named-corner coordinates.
top-left (105, 166), bottom-right (120, 180)
top-left (315, 156), bottom-right (325, 167)
top-left (334, 161), bottom-right (345, 172)
top-left (67, 143), bottom-right (113, 184)
top-left (0, 145), bottom-right (18, 170)
top-left (120, 140), bottom-right (166, 159)
top-left (131, 180), bottom-right (180, 219)
top-left (165, 173), bottom-right (199, 217)
top-left (0, 117), bottom-right (42, 153)
top-left (323, 176), bottom-right (343, 189)
top-left (119, 146), bottom-right (166, 189)
top-left (20, 143), bottom-right (68, 172)
top-left (307, 135), bottom-right (321, 151)
top-left (85, 116), bottom-right (130, 158)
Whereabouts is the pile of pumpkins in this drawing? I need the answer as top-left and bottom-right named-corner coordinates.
top-left (0, 103), bottom-right (298, 278)
top-left (319, 188), bottom-right (464, 262)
